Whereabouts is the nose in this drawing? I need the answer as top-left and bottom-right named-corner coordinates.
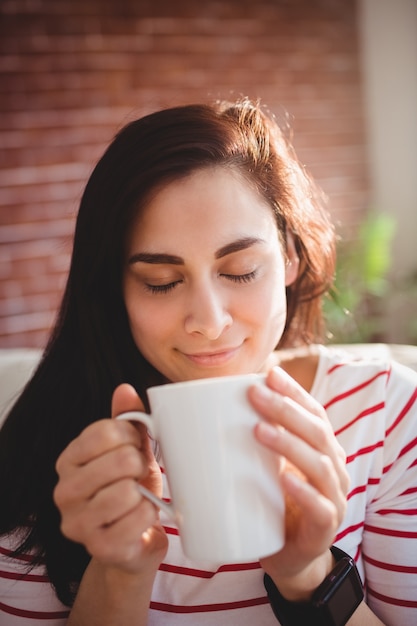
top-left (184, 282), bottom-right (232, 340)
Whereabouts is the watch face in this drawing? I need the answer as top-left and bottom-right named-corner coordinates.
top-left (313, 554), bottom-right (364, 625)
top-left (264, 550), bottom-right (364, 626)
top-left (326, 576), bottom-right (362, 624)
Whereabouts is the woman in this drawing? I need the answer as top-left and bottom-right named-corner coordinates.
top-left (0, 99), bottom-right (416, 625)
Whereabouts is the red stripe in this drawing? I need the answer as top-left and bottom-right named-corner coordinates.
top-left (363, 553), bottom-right (417, 573)
top-left (0, 569), bottom-right (50, 583)
top-left (327, 362), bottom-right (345, 374)
top-left (162, 525), bottom-right (179, 536)
top-left (374, 508), bottom-right (417, 516)
top-left (324, 370), bottom-right (389, 410)
top-left (334, 402), bottom-right (384, 436)
top-left (400, 486), bottom-right (417, 496)
top-left (385, 387), bottom-right (417, 437)
top-left (334, 521), bottom-right (364, 542)
top-left (367, 587), bottom-right (417, 608)
top-left (150, 595), bottom-right (269, 613)
top-left (347, 484), bottom-right (367, 500)
top-left (159, 561), bottom-right (261, 579)
top-left (0, 601), bottom-right (70, 619)
top-left (364, 524), bottom-right (417, 539)
top-left (347, 476), bottom-right (380, 501)
top-left (397, 435), bottom-right (417, 460)
top-left (0, 546), bottom-right (39, 564)
top-left (383, 435), bottom-right (417, 474)
top-left (326, 354), bottom-right (385, 375)
top-left (346, 440), bottom-right (384, 464)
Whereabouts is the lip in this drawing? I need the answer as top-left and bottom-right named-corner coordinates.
top-left (182, 346), bottom-right (241, 367)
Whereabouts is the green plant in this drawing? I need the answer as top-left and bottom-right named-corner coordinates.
top-left (394, 267), bottom-right (417, 344)
top-left (324, 212), bottom-right (396, 343)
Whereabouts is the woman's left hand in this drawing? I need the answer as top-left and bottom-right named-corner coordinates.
top-left (248, 366), bottom-right (350, 601)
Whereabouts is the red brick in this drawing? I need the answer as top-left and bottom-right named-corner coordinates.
top-left (0, 0), bottom-right (369, 348)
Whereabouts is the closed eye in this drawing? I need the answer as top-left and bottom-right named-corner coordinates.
top-left (144, 280), bottom-right (182, 294)
top-left (222, 270), bottom-right (257, 284)
top-left (144, 270), bottom-right (257, 294)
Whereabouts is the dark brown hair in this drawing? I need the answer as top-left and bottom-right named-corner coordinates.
top-left (0, 99), bottom-right (335, 605)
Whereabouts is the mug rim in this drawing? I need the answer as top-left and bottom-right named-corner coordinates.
top-left (148, 372), bottom-right (266, 393)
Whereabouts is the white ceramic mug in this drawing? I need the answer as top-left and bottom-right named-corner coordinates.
top-left (117, 373), bottom-right (285, 563)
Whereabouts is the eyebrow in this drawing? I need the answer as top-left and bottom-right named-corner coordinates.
top-left (128, 237), bottom-right (264, 266)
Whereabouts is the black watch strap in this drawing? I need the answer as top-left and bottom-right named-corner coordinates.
top-left (264, 546), bottom-right (364, 626)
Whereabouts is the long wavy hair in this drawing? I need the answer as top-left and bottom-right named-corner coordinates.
top-left (0, 99), bottom-right (335, 605)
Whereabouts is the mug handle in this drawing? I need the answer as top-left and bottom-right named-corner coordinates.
top-left (116, 411), bottom-right (175, 520)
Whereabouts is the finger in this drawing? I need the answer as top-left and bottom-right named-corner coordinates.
top-left (111, 383), bottom-right (155, 462)
top-left (255, 421), bottom-right (348, 518)
top-left (54, 443), bottom-right (146, 507)
top-left (111, 383), bottom-right (145, 418)
top-left (265, 369), bottom-right (348, 484)
top-left (84, 501), bottom-right (162, 565)
top-left (267, 366), bottom-right (326, 420)
top-left (63, 485), bottom-right (159, 561)
top-left (56, 385), bottom-right (146, 477)
top-left (248, 381), bottom-right (348, 486)
top-left (84, 478), bottom-right (144, 528)
top-left (249, 381), bottom-right (343, 458)
top-left (281, 471), bottom-right (342, 549)
top-left (55, 419), bottom-right (144, 477)
top-left (60, 478), bottom-right (142, 539)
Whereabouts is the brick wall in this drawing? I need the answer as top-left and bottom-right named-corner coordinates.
top-left (0, 0), bottom-right (368, 348)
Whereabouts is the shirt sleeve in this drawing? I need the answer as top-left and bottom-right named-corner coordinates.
top-left (362, 361), bottom-right (417, 625)
top-left (0, 532), bottom-right (70, 625)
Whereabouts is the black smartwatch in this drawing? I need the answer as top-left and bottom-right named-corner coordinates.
top-left (264, 546), bottom-right (364, 626)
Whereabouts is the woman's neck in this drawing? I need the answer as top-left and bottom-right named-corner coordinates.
top-left (267, 344), bottom-right (320, 393)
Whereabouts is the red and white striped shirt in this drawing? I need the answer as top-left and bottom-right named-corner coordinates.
top-left (1, 346), bottom-right (417, 624)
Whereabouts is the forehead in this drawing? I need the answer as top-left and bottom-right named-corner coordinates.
top-left (129, 167), bottom-right (279, 249)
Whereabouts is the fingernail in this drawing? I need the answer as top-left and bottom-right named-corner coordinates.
top-left (251, 383), bottom-right (273, 404)
top-left (257, 420), bottom-right (278, 443)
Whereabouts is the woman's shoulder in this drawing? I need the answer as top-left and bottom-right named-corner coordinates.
top-left (0, 529), bottom-right (70, 623)
top-left (305, 344), bottom-right (417, 449)
top-left (271, 344), bottom-right (320, 393)
top-left (274, 342), bottom-right (417, 404)
top-left (1, 527), bottom-right (38, 569)
top-left (312, 343), bottom-right (417, 390)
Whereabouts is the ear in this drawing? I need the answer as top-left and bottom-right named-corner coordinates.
top-left (285, 230), bottom-right (299, 287)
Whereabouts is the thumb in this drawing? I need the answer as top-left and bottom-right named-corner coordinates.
top-left (111, 383), bottom-right (145, 419)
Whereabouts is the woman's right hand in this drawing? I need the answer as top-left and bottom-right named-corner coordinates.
top-left (53, 383), bottom-right (168, 575)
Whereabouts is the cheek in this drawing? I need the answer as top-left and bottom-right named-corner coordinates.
top-left (123, 279), bottom-right (165, 344)
top-left (247, 278), bottom-right (287, 321)
top-left (266, 300), bottom-right (287, 340)
top-left (125, 299), bottom-right (176, 349)
top-left (247, 281), bottom-right (287, 346)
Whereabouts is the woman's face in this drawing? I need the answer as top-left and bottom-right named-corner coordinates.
top-left (123, 167), bottom-right (297, 382)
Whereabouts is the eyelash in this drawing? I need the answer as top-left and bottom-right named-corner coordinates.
top-left (144, 270), bottom-right (257, 294)
top-left (223, 270), bottom-right (257, 284)
top-left (145, 282), bottom-right (181, 294)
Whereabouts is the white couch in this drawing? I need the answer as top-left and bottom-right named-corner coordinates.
top-left (1, 344), bottom-right (417, 427)
top-left (0, 349), bottom-right (41, 426)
